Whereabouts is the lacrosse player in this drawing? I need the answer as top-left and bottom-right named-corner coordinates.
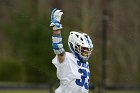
top-left (50, 8), bottom-right (93, 93)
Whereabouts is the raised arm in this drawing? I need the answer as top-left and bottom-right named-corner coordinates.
top-left (50, 8), bottom-right (66, 63)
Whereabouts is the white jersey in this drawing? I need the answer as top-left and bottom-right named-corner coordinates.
top-left (52, 52), bottom-right (90, 93)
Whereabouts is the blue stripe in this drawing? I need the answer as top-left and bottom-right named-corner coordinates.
top-left (51, 8), bottom-right (57, 21)
top-left (52, 43), bottom-right (61, 50)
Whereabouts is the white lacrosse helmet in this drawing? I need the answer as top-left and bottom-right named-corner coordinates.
top-left (68, 31), bottom-right (93, 62)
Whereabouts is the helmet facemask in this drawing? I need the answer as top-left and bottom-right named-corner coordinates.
top-left (75, 44), bottom-right (93, 61)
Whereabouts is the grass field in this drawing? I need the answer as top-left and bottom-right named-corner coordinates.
top-left (107, 90), bottom-right (140, 93)
top-left (0, 90), bottom-right (139, 93)
top-left (0, 90), bottom-right (49, 93)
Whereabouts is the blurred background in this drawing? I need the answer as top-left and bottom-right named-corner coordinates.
top-left (0, 0), bottom-right (140, 93)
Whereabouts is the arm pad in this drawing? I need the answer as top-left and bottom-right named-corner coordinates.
top-left (52, 34), bottom-right (65, 55)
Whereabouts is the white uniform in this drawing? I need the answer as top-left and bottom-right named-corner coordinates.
top-left (52, 52), bottom-right (90, 93)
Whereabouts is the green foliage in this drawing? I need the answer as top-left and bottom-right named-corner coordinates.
top-left (2, 10), bottom-right (58, 83)
top-left (0, 59), bottom-right (26, 82)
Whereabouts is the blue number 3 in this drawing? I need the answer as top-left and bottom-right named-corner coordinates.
top-left (75, 69), bottom-right (90, 89)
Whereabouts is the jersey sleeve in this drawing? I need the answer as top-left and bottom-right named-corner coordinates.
top-left (52, 52), bottom-right (69, 68)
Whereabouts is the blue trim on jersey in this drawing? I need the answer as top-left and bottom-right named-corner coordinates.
top-left (77, 60), bottom-right (89, 68)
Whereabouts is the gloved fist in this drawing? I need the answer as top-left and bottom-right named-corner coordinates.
top-left (50, 8), bottom-right (63, 30)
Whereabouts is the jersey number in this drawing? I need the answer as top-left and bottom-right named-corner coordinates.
top-left (75, 69), bottom-right (90, 89)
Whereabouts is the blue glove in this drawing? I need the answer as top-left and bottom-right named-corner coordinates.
top-left (50, 8), bottom-right (63, 30)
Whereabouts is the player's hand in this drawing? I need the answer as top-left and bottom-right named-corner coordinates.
top-left (50, 8), bottom-right (63, 30)
top-left (51, 8), bottom-right (63, 23)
